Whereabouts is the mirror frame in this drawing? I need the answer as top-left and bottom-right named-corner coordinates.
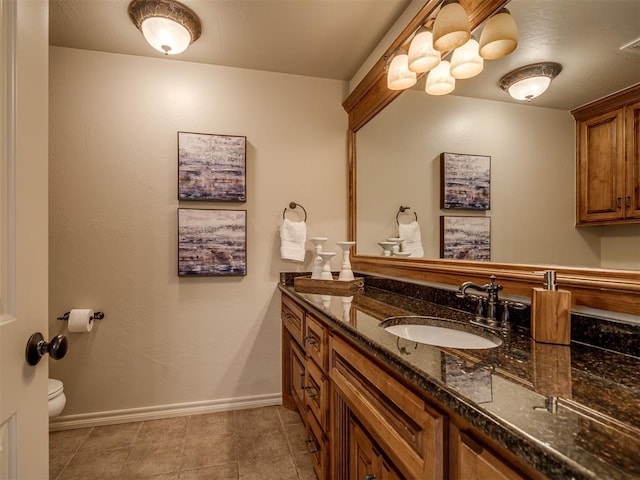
top-left (344, 0), bottom-right (640, 316)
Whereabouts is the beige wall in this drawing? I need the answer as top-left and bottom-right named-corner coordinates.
top-left (356, 90), bottom-right (603, 267)
top-left (49, 47), bottom-right (348, 421)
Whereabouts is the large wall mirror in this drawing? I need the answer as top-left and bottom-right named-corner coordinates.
top-left (346, 0), bottom-right (640, 315)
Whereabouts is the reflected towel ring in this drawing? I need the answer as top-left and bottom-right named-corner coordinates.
top-left (283, 201), bottom-right (307, 222)
top-left (396, 206), bottom-right (418, 225)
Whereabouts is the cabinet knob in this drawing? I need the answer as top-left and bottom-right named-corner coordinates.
top-left (304, 335), bottom-right (318, 346)
top-left (364, 475), bottom-right (376, 480)
top-left (616, 196), bottom-right (622, 208)
top-left (626, 195), bottom-right (631, 208)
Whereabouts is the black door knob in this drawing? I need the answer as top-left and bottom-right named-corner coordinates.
top-left (25, 332), bottom-right (69, 366)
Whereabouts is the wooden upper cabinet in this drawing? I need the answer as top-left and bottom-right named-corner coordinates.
top-left (573, 83), bottom-right (640, 226)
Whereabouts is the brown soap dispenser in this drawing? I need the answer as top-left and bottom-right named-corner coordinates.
top-left (531, 270), bottom-right (571, 345)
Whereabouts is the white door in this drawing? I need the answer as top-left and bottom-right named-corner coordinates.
top-left (1, 0), bottom-right (50, 478)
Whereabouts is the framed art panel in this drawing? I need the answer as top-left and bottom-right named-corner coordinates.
top-left (178, 208), bottom-right (247, 276)
top-left (440, 216), bottom-right (490, 261)
top-left (178, 132), bottom-right (246, 201)
top-left (440, 152), bottom-right (490, 210)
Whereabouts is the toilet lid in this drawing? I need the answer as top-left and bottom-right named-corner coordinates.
top-left (48, 378), bottom-right (63, 399)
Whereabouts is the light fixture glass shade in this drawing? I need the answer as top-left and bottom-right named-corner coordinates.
top-left (407, 27), bottom-right (441, 73)
top-left (479, 8), bottom-right (518, 60)
top-left (425, 60), bottom-right (455, 95)
top-left (128, 0), bottom-right (202, 55)
top-left (387, 50), bottom-right (417, 90)
top-left (499, 62), bottom-right (562, 101)
top-left (507, 76), bottom-right (551, 101)
top-left (433, 0), bottom-right (470, 52)
top-left (141, 17), bottom-right (191, 54)
top-left (450, 36), bottom-right (483, 79)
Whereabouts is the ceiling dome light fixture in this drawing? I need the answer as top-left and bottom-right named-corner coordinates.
top-left (433, 0), bottom-right (470, 52)
top-left (499, 62), bottom-right (562, 101)
top-left (128, 0), bottom-right (202, 55)
top-left (479, 8), bottom-right (518, 60)
top-left (408, 26), bottom-right (441, 73)
top-left (386, 49), bottom-right (417, 90)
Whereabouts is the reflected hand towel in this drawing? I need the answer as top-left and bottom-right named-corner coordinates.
top-left (280, 218), bottom-right (307, 262)
top-left (398, 221), bottom-right (424, 257)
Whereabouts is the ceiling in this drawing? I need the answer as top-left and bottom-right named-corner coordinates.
top-left (49, 0), bottom-right (640, 111)
top-left (49, 0), bottom-right (411, 81)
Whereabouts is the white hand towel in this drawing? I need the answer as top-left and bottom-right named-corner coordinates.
top-left (280, 218), bottom-right (307, 262)
top-left (398, 221), bottom-right (424, 258)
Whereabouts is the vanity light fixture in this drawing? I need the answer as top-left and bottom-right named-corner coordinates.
top-left (425, 60), bottom-right (455, 95)
top-left (499, 62), bottom-right (562, 101)
top-left (386, 49), bottom-right (418, 90)
top-left (450, 35), bottom-right (483, 79)
top-left (479, 8), bottom-right (518, 60)
top-left (407, 26), bottom-right (441, 73)
top-left (432, 0), bottom-right (471, 52)
top-left (128, 0), bottom-right (202, 55)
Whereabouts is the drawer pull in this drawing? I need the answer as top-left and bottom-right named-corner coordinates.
top-left (617, 196), bottom-right (622, 208)
top-left (305, 438), bottom-right (318, 454)
top-left (304, 335), bottom-right (318, 346)
top-left (626, 195), bottom-right (631, 208)
top-left (304, 385), bottom-right (318, 398)
top-left (364, 475), bottom-right (376, 480)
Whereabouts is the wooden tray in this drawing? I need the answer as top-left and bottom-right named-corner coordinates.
top-left (293, 275), bottom-right (364, 295)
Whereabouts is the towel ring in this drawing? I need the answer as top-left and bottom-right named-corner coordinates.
top-left (283, 202), bottom-right (307, 222)
top-left (396, 206), bottom-right (417, 225)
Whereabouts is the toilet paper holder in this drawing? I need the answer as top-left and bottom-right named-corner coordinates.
top-left (57, 311), bottom-right (105, 321)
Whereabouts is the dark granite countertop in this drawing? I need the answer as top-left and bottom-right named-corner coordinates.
top-left (279, 275), bottom-right (640, 480)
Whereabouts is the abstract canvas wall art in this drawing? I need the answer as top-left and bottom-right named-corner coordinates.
top-left (178, 132), bottom-right (246, 201)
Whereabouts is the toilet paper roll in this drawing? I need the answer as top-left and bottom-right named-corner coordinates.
top-left (68, 309), bottom-right (94, 333)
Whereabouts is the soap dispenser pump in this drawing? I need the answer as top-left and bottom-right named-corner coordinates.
top-left (531, 270), bottom-right (571, 345)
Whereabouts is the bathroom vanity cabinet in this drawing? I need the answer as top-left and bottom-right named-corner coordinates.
top-left (281, 290), bottom-right (544, 480)
top-left (573, 83), bottom-right (640, 225)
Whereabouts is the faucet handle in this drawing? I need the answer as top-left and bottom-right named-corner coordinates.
top-left (500, 300), bottom-right (526, 324)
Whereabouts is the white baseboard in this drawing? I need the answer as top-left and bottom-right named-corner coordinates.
top-left (49, 393), bottom-right (283, 431)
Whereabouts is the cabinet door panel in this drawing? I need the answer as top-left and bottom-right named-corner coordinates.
top-left (455, 430), bottom-right (526, 480)
top-left (290, 340), bottom-right (306, 416)
top-left (350, 418), bottom-right (377, 480)
top-left (282, 295), bottom-right (305, 345)
top-left (626, 101), bottom-right (640, 219)
top-left (305, 313), bottom-right (328, 370)
top-left (577, 109), bottom-right (625, 223)
top-left (305, 356), bottom-right (329, 430)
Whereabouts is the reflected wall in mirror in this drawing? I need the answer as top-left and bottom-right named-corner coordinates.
top-left (356, 89), bottom-right (640, 270)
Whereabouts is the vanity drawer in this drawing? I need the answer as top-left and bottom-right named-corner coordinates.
top-left (305, 355), bottom-right (329, 431)
top-left (306, 404), bottom-right (328, 480)
top-left (282, 295), bottom-right (305, 345)
top-left (304, 313), bottom-right (327, 370)
top-left (330, 335), bottom-right (444, 480)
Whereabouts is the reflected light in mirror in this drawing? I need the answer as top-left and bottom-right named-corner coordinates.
top-left (479, 8), bottom-right (518, 60)
top-left (408, 27), bottom-right (441, 73)
top-left (426, 60), bottom-right (455, 95)
top-left (433, 0), bottom-right (470, 52)
top-left (450, 36), bottom-right (483, 79)
top-left (387, 49), bottom-right (417, 90)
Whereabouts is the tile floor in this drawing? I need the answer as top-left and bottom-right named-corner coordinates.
top-left (49, 406), bottom-right (317, 480)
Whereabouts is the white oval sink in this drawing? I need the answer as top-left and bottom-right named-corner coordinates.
top-left (381, 316), bottom-right (502, 349)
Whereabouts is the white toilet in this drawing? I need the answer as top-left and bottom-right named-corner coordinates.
top-left (48, 378), bottom-right (66, 418)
